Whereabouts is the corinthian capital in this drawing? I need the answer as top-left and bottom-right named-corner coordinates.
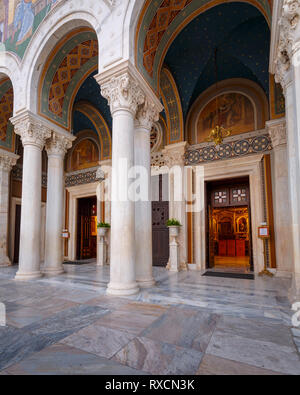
top-left (46, 132), bottom-right (74, 156)
top-left (10, 112), bottom-right (51, 150)
top-left (275, 0), bottom-right (300, 88)
top-left (100, 72), bottom-right (145, 115)
top-left (136, 99), bottom-right (160, 130)
top-left (0, 150), bottom-right (19, 172)
top-left (267, 119), bottom-right (287, 148)
top-left (163, 142), bottom-right (188, 168)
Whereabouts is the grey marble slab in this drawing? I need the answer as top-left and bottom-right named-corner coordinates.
top-left (141, 306), bottom-right (219, 353)
top-left (25, 305), bottom-right (110, 342)
top-left (197, 354), bottom-right (283, 375)
top-left (61, 323), bottom-right (136, 359)
top-left (113, 336), bottom-right (203, 375)
top-left (206, 330), bottom-right (300, 375)
top-left (215, 315), bottom-right (294, 347)
top-left (3, 343), bottom-right (148, 375)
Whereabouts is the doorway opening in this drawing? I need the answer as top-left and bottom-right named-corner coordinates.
top-left (77, 196), bottom-right (97, 260)
top-left (206, 177), bottom-right (253, 273)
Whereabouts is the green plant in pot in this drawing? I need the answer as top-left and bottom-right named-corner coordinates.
top-left (97, 222), bottom-right (111, 236)
top-left (166, 219), bottom-right (181, 237)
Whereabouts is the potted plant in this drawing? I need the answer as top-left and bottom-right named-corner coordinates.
top-left (166, 218), bottom-right (182, 237)
top-left (97, 222), bottom-right (111, 237)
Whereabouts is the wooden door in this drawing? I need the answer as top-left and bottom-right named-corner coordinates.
top-left (13, 205), bottom-right (21, 264)
top-left (152, 201), bottom-right (169, 267)
top-left (77, 197), bottom-right (97, 260)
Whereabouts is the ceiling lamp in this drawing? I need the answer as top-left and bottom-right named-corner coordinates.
top-left (206, 48), bottom-right (231, 148)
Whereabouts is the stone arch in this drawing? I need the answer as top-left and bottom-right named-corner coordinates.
top-left (134, 0), bottom-right (272, 92)
top-left (73, 101), bottom-right (111, 160)
top-left (186, 78), bottom-right (269, 145)
top-left (37, 27), bottom-right (99, 131)
top-left (22, 1), bottom-right (110, 114)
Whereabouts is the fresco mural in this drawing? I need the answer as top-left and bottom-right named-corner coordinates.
top-left (71, 139), bottom-right (99, 172)
top-left (0, 78), bottom-right (14, 152)
top-left (0, 0), bottom-right (61, 58)
top-left (197, 93), bottom-right (255, 144)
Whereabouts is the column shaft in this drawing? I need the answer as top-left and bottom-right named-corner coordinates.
top-left (108, 108), bottom-right (139, 295)
top-left (16, 144), bottom-right (43, 280)
top-left (135, 124), bottom-right (154, 287)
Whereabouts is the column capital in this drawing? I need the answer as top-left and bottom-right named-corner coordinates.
top-left (266, 118), bottom-right (287, 148)
top-left (274, 0), bottom-right (300, 89)
top-left (10, 111), bottom-right (51, 150)
top-left (135, 99), bottom-right (160, 131)
top-left (95, 60), bottom-right (163, 116)
top-left (45, 132), bottom-right (75, 157)
top-left (0, 149), bottom-right (19, 172)
top-left (163, 142), bottom-right (188, 167)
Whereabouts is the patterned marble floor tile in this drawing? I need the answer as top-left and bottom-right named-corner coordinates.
top-left (141, 307), bottom-right (219, 353)
top-left (25, 305), bottom-right (110, 343)
top-left (118, 302), bottom-right (168, 317)
top-left (206, 331), bottom-right (300, 375)
top-left (85, 295), bottom-right (133, 310)
top-left (215, 315), bottom-right (294, 347)
top-left (6, 306), bottom-right (52, 328)
top-left (113, 336), bottom-right (203, 375)
top-left (0, 325), bottom-right (54, 371)
top-left (61, 323), bottom-right (136, 359)
top-left (93, 309), bottom-right (162, 335)
top-left (292, 328), bottom-right (300, 338)
top-left (3, 343), bottom-right (148, 375)
top-left (197, 354), bottom-right (283, 375)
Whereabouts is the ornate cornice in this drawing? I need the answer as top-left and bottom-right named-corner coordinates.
top-left (10, 113), bottom-right (51, 150)
top-left (100, 72), bottom-right (145, 116)
top-left (267, 119), bottom-right (287, 148)
top-left (135, 99), bottom-right (160, 131)
top-left (0, 151), bottom-right (18, 172)
top-left (46, 132), bottom-right (74, 157)
top-left (275, 0), bottom-right (300, 89)
top-left (163, 142), bottom-right (188, 167)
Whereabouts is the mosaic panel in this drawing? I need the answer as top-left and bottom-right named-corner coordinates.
top-left (0, 79), bottom-right (14, 151)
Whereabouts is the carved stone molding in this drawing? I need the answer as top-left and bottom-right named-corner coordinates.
top-left (100, 72), bottom-right (145, 116)
top-left (0, 152), bottom-right (18, 172)
top-left (163, 142), bottom-right (188, 167)
top-left (135, 99), bottom-right (160, 131)
top-left (46, 132), bottom-right (74, 157)
top-left (11, 113), bottom-right (51, 150)
top-left (275, 0), bottom-right (300, 88)
top-left (267, 119), bottom-right (287, 148)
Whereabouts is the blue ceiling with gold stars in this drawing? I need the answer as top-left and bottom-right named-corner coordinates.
top-left (72, 71), bottom-right (112, 136)
top-left (164, 2), bottom-right (270, 120)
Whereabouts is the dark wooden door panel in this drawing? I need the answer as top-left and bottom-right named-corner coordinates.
top-left (152, 201), bottom-right (169, 267)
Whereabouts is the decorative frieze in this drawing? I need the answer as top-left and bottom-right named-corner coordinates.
top-left (65, 167), bottom-right (100, 187)
top-left (186, 132), bottom-right (272, 166)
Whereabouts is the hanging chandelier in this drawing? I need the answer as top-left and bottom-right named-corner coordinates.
top-left (206, 48), bottom-right (231, 148)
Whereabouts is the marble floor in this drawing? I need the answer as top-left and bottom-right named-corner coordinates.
top-left (0, 263), bottom-right (299, 375)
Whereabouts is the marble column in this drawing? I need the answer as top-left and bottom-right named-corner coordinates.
top-left (134, 101), bottom-right (159, 287)
top-left (99, 71), bottom-right (145, 296)
top-left (267, 119), bottom-right (293, 276)
top-left (274, 3), bottom-right (300, 297)
top-left (44, 133), bottom-right (73, 276)
top-left (11, 113), bottom-right (51, 280)
top-left (0, 150), bottom-right (18, 266)
top-left (163, 142), bottom-right (188, 271)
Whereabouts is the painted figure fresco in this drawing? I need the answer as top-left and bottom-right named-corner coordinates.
top-left (71, 139), bottom-right (99, 171)
top-left (0, 0), bottom-right (61, 57)
top-left (197, 93), bottom-right (255, 143)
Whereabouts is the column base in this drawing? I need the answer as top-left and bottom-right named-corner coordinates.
top-left (289, 274), bottom-right (300, 303)
top-left (15, 271), bottom-right (43, 281)
top-left (137, 278), bottom-right (156, 288)
top-left (0, 257), bottom-right (11, 267)
top-left (107, 282), bottom-right (140, 296)
top-left (43, 267), bottom-right (65, 276)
